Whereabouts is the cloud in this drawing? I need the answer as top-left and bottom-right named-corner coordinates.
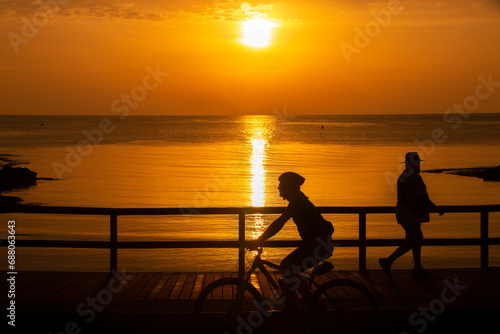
top-left (0, 0), bottom-right (167, 22)
top-left (179, 1), bottom-right (289, 23)
top-left (197, 1), bottom-right (275, 21)
top-left (0, 1), bottom-right (292, 24)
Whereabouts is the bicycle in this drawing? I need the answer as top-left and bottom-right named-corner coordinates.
top-left (194, 247), bottom-right (378, 333)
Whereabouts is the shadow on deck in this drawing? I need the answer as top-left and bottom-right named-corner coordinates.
top-left (2, 268), bottom-right (500, 333)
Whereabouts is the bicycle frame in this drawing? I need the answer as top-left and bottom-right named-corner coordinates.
top-left (243, 248), bottom-right (323, 308)
top-left (244, 248), bottom-right (282, 292)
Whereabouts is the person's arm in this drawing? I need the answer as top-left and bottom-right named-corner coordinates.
top-left (247, 210), bottom-right (291, 249)
top-left (426, 198), bottom-right (445, 216)
top-left (417, 176), bottom-right (445, 216)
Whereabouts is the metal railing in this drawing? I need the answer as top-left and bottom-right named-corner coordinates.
top-left (1, 205), bottom-right (499, 275)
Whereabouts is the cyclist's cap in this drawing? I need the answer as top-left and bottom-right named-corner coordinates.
top-left (278, 172), bottom-right (305, 187)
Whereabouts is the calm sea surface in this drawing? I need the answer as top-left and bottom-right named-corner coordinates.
top-left (1, 114), bottom-right (500, 271)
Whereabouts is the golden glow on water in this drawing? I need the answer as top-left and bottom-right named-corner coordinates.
top-left (250, 138), bottom-right (267, 207)
top-left (244, 116), bottom-right (272, 248)
top-left (243, 116), bottom-right (272, 207)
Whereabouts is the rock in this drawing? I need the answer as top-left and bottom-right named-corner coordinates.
top-left (0, 166), bottom-right (38, 191)
top-left (423, 165), bottom-right (500, 182)
top-left (482, 165), bottom-right (500, 181)
top-left (0, 194), bottom-right (23, 204)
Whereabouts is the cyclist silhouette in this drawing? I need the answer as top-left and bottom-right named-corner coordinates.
top-left (248, 172), bottom-right (334, 312)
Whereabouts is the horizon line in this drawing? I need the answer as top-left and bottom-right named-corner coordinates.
top-left (1, 112), bottom-right (500, 117)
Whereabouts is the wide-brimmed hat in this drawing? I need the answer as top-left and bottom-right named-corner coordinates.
top-left (402, 152), bottom-right (424, 164)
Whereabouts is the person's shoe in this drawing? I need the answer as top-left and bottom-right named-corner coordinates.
top-left (379, 258), bottom-right (392, 279)
top-left (412, 268), bottom-right (431, 279)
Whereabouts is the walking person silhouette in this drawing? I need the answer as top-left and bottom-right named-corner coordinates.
top-left (379, 152), bottom-right (444, 279)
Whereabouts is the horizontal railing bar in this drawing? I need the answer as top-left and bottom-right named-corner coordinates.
top-left (3, 240), bottom-right (111, 248)
top-left (4, 238), bottom-right (500, 249)
top-left (1, 204), bottom-right (500, 215)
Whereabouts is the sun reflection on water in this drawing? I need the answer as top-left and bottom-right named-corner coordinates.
top-left (250, 137), bottom-right (266, 207)
top-left (243, 116), bottom-right (273, 243)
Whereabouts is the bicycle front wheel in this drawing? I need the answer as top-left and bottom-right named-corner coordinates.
top-left (308, 278), bottom-right (378, 332)
top-left (194, 277), bottom-right (266, 333)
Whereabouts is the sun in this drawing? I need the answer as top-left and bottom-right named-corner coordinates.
top-left (240, 19), bottom-right (278, 48)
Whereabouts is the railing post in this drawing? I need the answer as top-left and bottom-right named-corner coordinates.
top-left (110, 214), bottom-right (118, 273)
top-left (359, 212), bottom-right (367, 271)
top-left (480, 210), bottom-right (489, 269)
top-left (239, 212), bottom-right (246, 279)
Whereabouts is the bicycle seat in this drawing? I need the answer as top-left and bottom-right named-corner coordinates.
top-left (314, 261), bottom-right (334, 276)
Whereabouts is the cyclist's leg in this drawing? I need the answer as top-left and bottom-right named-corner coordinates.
top-left (279, 246), bottom-right (304, 309)
top-left (279, 242), bottom-right (324, 306)
top-left (281, 236), bottom-right (333, 274)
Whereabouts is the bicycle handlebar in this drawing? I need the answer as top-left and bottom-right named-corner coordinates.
top-left (245, 246), bottom-right (263, 256)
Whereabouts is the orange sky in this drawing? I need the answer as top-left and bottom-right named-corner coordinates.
top-left (1, 0), bottom-right (500, 115)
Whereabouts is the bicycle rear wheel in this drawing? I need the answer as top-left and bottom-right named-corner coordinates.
top-left (308, 278), bottom-right (378, 332)
top-left (194, 277), bottom-right (266, 333)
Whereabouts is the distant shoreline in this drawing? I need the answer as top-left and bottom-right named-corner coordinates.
top-left (423, 165), bottom-right (500, 181)
top-left (0, 154), bottom-right (32, 204)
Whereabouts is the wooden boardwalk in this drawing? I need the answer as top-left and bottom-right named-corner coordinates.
top-left (3, 268), bottom-right (500, 333)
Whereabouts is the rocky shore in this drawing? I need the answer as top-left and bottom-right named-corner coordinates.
top-left (423, 165), bottom-right (500, 181)
top-left (0, 154), bottom-right (41, 204)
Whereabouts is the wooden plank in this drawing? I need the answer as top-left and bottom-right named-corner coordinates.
top-left (114, 273), bottom-right (147, 300)
top-left (6, 268), bottom-right (500, 317)
top-left (119, 272), bottom-right (155, 300)
top-left (49, 272), bottom-right (92, 300)
top-left (443, 268), bottom-right (493, 297)
top-left (250, 273), bottom-right (263, 296)
top-left (203, 272), bottom-right (214, 289)
top-left (157, 273), bottom-right (180, 300)
top-left (256, 271), bottom-right (273, 300)
top-left (15, 272), bottom-right (50, 299)
top-left (202, 272), bottom-right (214, 300)
top-left (390, 270), bottom-right (438, 300)
top-left (147, 273), bottom-right (173, 300)
top-left (169, 273), bottom-right (188, 300)
top-left (222, 272), bottom-right (233, 300)
top-left (31, 272), bottom-right (77, 300)
top-left (126, 272), bottom-right (156, 300)
top-left (179, 273), bottom-right (197, 300)
top-left (68, 272), bottom-right (109, 301)
top-left (16, 271), bottom-right (48, 295)
top-left (190, 273), bottom-right (205, 300)
top-left (136, 272), bottom-right (163, 300)
top-left (360, 270), bottom-right (403, 299)
top-left (330, 271), bottom-right (370, 299)
top-left (211, 272), bottom-right (222, 300)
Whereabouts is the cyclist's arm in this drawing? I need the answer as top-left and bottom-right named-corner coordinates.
top-left (255, 211), bottom-right (291, 243)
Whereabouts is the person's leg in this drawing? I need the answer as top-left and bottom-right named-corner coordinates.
top-left (279, 247), bottom-right (305, 310)
top-left (279, 242), bottom-right (321, 308)
top-left (408, 224), bottom-right (425, 271)
top-left (403, 224), bottom-right (423, 268)
top-left (403, 224), bottom-right (429, 278)
top-left (380, 225), bottom-right (412, 278)
top-left (386, 224), bottom-right (416, 264)
top-left (387, 242), bottom-right (412, 264)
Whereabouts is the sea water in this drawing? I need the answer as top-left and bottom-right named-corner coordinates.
top-left (0, 114), bottom-right (499, 271)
